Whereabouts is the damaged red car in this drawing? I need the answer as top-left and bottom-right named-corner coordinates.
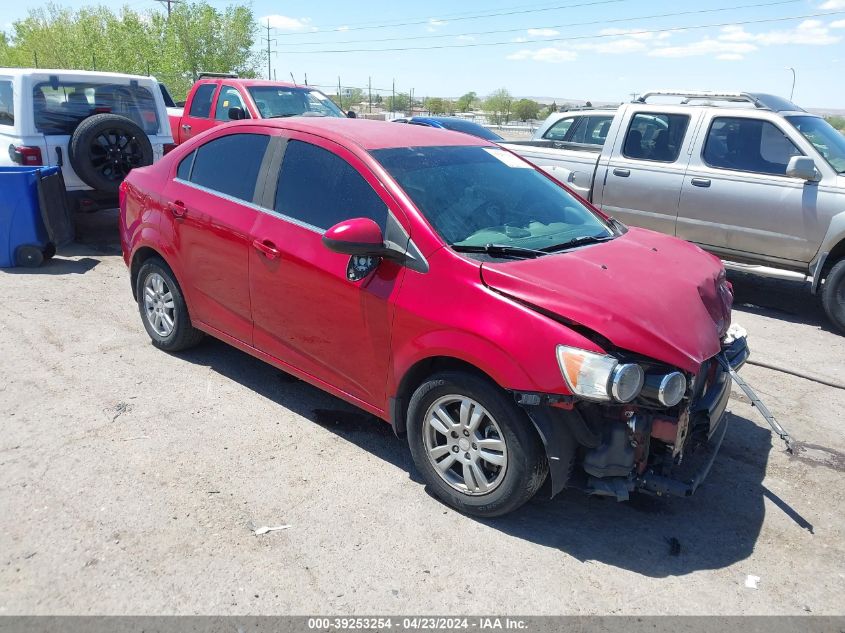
top-left (120, 118), bottom-right (748, 517)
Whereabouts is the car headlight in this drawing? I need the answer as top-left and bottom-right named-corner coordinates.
top-left (642, 371), bottom-right (687, 407)
top-left (556, 345), bottom-right (644, 402)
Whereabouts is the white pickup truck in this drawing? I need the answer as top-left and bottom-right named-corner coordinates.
top-left (503, 90), bottom-right (845, 333)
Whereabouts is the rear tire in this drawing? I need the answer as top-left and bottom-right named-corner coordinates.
top-left (821, 259), bottom-right (845, 334)
top-left (136, 258), bottom-right (204, 352)
top-left (407, 371), bottom-right (547, 517)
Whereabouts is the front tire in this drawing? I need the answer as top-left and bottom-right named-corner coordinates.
top-left (407, 371), bottom-right (547, 517)
top-left (822, 259), bottom-right (845, 334)
top-left (136, 258), bottom-right (204, 352)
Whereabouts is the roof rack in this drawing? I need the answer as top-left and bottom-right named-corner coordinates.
top-left (635, 90), bottom-right (804, 113)
top-left (197, 72), bottom-right (239, 80)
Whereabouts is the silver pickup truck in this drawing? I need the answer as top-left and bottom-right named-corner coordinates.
top-left (503, 90), bottom-right (845, 333)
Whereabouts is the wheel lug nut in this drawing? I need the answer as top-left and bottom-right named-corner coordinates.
top-left (452, 446), bottom-right (459, 453)
top-left (471, 443), bottom-right (477, 450)
top-left (463, 430), bottom-right (470, 437)
top-left (451, 431), bottom-right (458, 438)
top-left (464, 452), bottom-right (471, 460)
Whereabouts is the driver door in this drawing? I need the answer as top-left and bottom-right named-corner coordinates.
top-left (249, 132), bottom-right (408, 410)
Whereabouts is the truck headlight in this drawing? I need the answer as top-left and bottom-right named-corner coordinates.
top-left (556, 345), bottom-right (644, 402)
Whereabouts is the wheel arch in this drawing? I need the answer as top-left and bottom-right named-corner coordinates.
top-left (129, 245), bottom-right (178, 300)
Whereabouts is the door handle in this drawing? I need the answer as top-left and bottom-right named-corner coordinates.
top-left (252, 239), bottom-right (281, 260)
top-left (181, 124), bottom-right (192, 131)
top-left (691, 178), bottom-right (711, 188)
top-left (167, 200), bottom-right (187, 218)
top-left (613, 168), bottom-right (630, 177)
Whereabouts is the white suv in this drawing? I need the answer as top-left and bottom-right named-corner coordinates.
top-left (0, 68), bottom-right (173, 211)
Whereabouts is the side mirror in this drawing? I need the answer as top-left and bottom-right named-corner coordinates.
top-left (346, 110), bottom-right (357, 119)
top-left (786, 156), bottom-right (818, 181)
top-left (228, 106), bottom-right (246, 121)
top-left (322, 218), bottom-right (403, 259)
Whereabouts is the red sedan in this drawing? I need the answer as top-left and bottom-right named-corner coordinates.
top-left (120, 118), bottom-right (747, 516)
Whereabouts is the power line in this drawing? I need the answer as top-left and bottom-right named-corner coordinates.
top-left (269, 0), bottom-right (628, 35)
top-left (274, 10), bottom-right (845, 54)
top-left (153, 0), bottom-right (181, 18)
top-left (281, 0), bottom-right (803, 47)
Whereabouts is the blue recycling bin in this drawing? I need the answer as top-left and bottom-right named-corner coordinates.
top-left (0, 166), bottom-right (74, 268)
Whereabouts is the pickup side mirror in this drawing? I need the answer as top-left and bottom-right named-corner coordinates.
top-left (228, 106), bottom-right (246, 121)
top-left (322, 218), bottom-right (404, 259)
top-left (786, 156), bottom-right (819, 181)
top-left (346, 110), bottom-right (357, 119)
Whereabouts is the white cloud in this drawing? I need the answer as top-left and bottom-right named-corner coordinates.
top-left (717, 20), bottom-right (841, 45)
top-left (527, 28), bottom-right (559, 37)
top-left (827, 19), bottom-right (845, 28)
top-left (599, 27), bottom-right (671, 41)
top-left (820, 0), bottom-right (845, 8)
top-left (649, 39), bottom-right (757, 58)
top-left (337, 25), bottom-right (349, 32)
top-left (717, 53), bottom-right (744, 60)
top-left (457, 35), bottom-right (475, 41)
top-left (426, 18), bottom-right (447, 33)
top-left (511, 37), bottom-right (528, 43)
top-left (576, 38), bottom-right (649, 54)
top-left (260, 15), bottom-right (312, 31)
top-left (507, 47), bottom-right (578, 62)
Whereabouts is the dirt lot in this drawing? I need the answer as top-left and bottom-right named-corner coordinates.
top-left (1, 210), bottom-right (844, 615)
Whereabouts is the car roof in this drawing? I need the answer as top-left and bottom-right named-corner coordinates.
top-left (232, 117), bottom-right (493, 150)
top-left (0, 68), bottom-right (158, 82)
top-left (197, 78), bottom-right (301, 89)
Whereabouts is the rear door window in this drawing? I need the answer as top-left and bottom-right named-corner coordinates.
top-left (543, 116), bottom-right (578, 141)
top-left (623, 112), bottom-right (690, 162)
top-left (188, 133), bottom-right (270, 202)
top-left (214, 85), bottom-right (248, 121)
top-left (188, 83), bottom-right (216, 118)
top-left (703, 117), bottom-right (803, 176)
top-left (32, 81), bottom-right (160, 134)
top-left (274, 140), bottom-right (387, 231)
top-left (569, 115), bottom-right (613, 145)
top-left (0, 80), bottom-right (13, 126)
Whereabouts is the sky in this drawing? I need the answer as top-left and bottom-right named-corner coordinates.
top-left (5, 0), bottom-right (845, 108)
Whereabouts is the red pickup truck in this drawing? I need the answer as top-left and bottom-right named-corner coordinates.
top-left (168, 75), bottom-right (351, 145)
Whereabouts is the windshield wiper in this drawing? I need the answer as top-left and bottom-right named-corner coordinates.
top-left (541, 234), bottom-right (614, 252)
top-left (452, 243), bottom-right (547, 259)
top-left (267, 113), bottom-right (300, 118)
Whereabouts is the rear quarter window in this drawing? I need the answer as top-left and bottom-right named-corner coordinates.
top-left (188, 133), bottom-right (270, 202)
top-left (188, 83), bottom-right (216, 118)
top-left (0, 80), bottom-right (13, 126)
top-left (623, 112), bottom-right (689, 162)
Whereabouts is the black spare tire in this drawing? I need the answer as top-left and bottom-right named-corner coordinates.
top-left (69, 113), bottom-right (154, 194)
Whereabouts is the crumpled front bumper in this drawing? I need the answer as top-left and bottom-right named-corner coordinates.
top-left (635, 335), bottom-right (749, 498)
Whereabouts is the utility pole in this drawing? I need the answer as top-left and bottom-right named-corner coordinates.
top-left (338, 76), bottom-right (342, 110)
top-left (304, 73), bottom-right (308, 86)
top-left (392, 79), bottom-right (395, 114)
top-left (262, 21), bottom-right (277, 81)
top-left (154, 0), bottom-right (181, 18)
top-left (368, 77), bottom-right (372, 113)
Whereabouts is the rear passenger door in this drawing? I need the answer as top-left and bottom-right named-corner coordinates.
top-left (248, 134), bottom-right (407, 410)
top-left (677, 114), bottom-right (818, 264)
top-left (163, 129), bottom-right (272, 343)
top-left (179, 82), bottom-right (219, 142)
top-left (593, 110), bottom-right (697, 235)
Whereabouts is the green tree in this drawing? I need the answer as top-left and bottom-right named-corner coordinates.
top-left (483, 88), bottom-right (513, 125)
top-left (456, 91), bottom-right (477, 112)
top-left (0, 2), bottom-right (261, 100)
top-left (513, 98), bottom-right (540, 121)
top-left (826, 116), bottom-right (845, 132)
top-left (427, 97), bottom-right (448, 115)
top-left (385, 93), bottom-right (409, 112)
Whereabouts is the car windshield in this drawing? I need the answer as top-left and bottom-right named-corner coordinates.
top-left (786, 115), bottom-right (845, 174)
top-left (372, 145), bottom-right (613, 251)
top-left (247, 86), bottom-right (345, 118)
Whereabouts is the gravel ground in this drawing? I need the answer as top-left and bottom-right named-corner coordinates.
top-left (1, 210), bottom-right (843, 615)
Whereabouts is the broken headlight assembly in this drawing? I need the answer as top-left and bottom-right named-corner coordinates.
top-left (556, 345), bottom-right (644, 403)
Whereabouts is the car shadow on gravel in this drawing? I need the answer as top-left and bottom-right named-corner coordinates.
top-left (177, 338), bottom-right (419, 479)
top-left (727, 269), bottom-right (833, 332)
top-left (175, 339), bottom-right (814, 577)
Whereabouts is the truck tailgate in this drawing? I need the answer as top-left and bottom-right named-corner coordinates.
top-left (501, 140), bottom-right (601, 199)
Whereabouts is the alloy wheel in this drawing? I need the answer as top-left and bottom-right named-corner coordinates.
top-left (143, 272), bottom-right (176, 337)
top-left (423, 395), bottom-right (508, 495)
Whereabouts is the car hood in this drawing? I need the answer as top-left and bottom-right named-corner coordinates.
top-left (479, 228), bottom-right (731, 373)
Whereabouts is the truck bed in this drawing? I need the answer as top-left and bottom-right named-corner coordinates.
top-left (501, 140), bottom-right (601, 199)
